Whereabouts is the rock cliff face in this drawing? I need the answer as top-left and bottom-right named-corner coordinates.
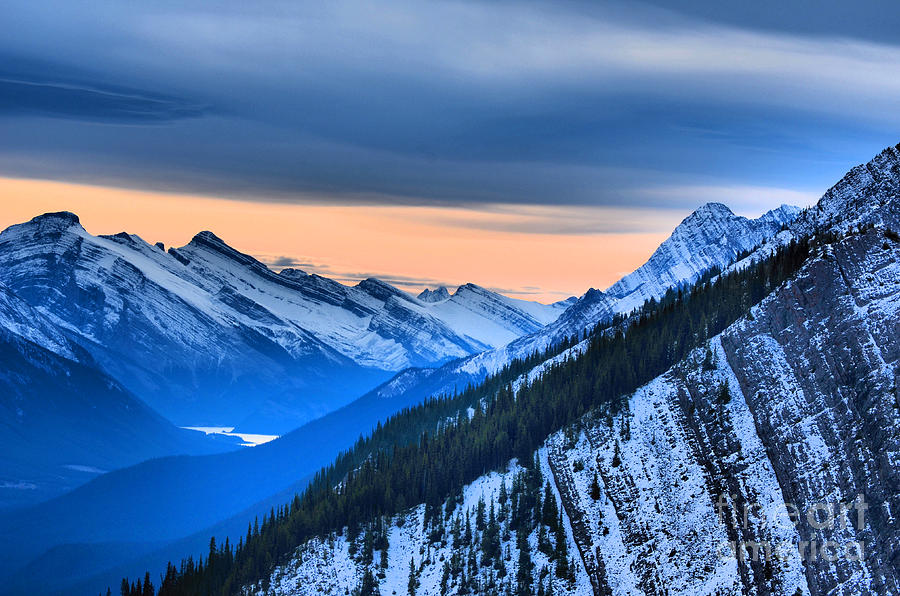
top-left (718, 226), bottom-right (900, 594)
top-left (255, 145), bottom-right (900, 595)
top-left (543, 221), bottom-right (900, 595)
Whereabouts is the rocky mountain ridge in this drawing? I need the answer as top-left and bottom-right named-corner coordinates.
top-left (0, 213), bottom-right (565, 432)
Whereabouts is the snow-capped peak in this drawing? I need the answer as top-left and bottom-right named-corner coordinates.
top-left (417, 286), bottom-right (450, 303)
top-left (29, 210), bottom-right (82, 227)
top-left (3, 211), bottom-right (84, 239)
top-left (356, 278), bottom-right (412, 302)
top-left (758, 203), bottom-right (803, 226)
top-left (187, 230), bottom-right (265, 268)
top-left (278, 268), bottom-right (309, 280)
top-left (605, 201), bottom-right (801, 312)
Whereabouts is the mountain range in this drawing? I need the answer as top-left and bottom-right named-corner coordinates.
top-left (0, 184), bottom-right (807, 594)
top-left (168, 144), bottom-right (900, 596)
top-left (0, 213), bottom-right (569, 435)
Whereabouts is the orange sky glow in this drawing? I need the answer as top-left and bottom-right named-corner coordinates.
top-left (0, 177), bottom-right (678, 302)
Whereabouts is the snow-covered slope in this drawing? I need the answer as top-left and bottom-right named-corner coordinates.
top-left (256, 455), bottom-right (592, 596)
top-left (606, 202), bottom-right (800, 312)
top-left (0, 281), bottom-right (77, 361)
top-left (0, 214), bottom-right (562, 432)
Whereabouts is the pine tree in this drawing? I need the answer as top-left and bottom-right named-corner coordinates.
top-left (498, 481), bottom-right (509, 522)
top-left (482, 500), bottom-right (501, 565)
top-left (589, 472), bottom-right (601, 501)
top-left (717, 382), bottom-right (732, 404)
top-left (515, 528), bottom-right (533, 596)
top-left (537, 524), bottom-right (552, 556)
top-left (407, 557), bottom-right (418, 596)
top-left (554, 513), bottom-right (568, 570)
top-left (555, 553), bottom-right (569, 581)
top-left (541, 483), bottom-right (558, 529)
top-left (379, 546), bottom-right (388, 574)
top-left (476, 496), bottom-right (486, 531)
top-left (362, 527), bottom-right (374, 566)
top-left (357, 568), bottom-right (381, 596)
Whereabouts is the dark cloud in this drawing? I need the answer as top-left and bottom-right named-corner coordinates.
top-left (0, 0), bottom-right (898, 213)
top-left (636, 0), bottom-right (900, 44)
top-left (269, 256), bottom-right (312, 268)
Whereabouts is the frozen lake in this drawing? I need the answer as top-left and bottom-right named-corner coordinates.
top-left (182, 426), bottom-right (279, 446)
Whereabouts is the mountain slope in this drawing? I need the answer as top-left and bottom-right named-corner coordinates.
top-left (532, 219), bottom-right (900, 594)
top-left (0, 283), bottom-right (228, 509)
top-left (165, 144), bottom-right (900, 596)
top-left (0, 214), bottom-right (562, 432)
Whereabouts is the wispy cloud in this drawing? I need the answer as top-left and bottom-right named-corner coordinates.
top-left (257, 254), bottom-right (453, 289)
top-left (256, 254), bottom-right (575, 300)
top-left (0, 75), bottom-right (206, 123)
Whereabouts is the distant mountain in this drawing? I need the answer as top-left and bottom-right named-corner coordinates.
top-left (0, 281), bottom-right (228, 510)
top-left (0, 214), bottom-right (563, 433)
top-left (416, 286), bottom-right (450, 303)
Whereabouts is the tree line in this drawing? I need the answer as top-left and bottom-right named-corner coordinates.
top-left (119, 235), bottom-right (813, 596)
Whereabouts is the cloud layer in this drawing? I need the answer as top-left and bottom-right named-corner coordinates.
top-left (1, 0), bottom-right (899, 222)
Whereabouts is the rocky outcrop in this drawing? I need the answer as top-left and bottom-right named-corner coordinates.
top-left (541, 204), bottom-right (900, 594)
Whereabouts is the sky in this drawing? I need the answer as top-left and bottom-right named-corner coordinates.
top-left (1, 0), bottom-right (899, 301)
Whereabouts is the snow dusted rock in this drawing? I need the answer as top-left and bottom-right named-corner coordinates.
top-left (801, 143), bottom-right (900, 236)
top-left (606, 202), bottom-right (801, 313)
top-left (0, 281), bottom-right (78, 361)
top-left (418, 286), bottom-right (450, 303)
